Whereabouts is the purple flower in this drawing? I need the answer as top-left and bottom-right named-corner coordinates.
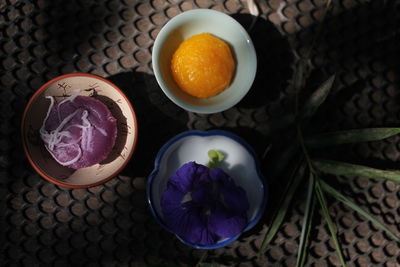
top-left (161, 161), bottom-right (249, 246)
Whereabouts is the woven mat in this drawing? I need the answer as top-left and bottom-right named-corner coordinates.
top-left (1, 0), bottom-right (399, 266)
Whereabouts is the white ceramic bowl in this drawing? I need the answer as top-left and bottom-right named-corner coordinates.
top-left (22, 73), bottom-right (138, 188)
top-left (152, 9), bottom-right (257, 114)
top-left (147, 130), bottom-right (267, 249)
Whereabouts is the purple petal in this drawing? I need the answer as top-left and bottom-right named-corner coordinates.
top-left (161, 194), bottom-right (219, 246)
top-left (190, 171), bottom-right (214, 206)
top-left (161, 184), bottom-right (185, 215)
top-left (178, 202), bottom-right (219, 246)
top-left (162, 201), bottom-right (189, 234)
top-left (210, 168), bottom-right (249, 214)
top-left (161, 187), bottom-right (202, 242)
top-left (167, 162), bottom-right (209, 193)
top-left (208, 204), bottom-right (247, 239)
top-left (196, 221), bottom-right (219, 245)
top-left (191, 185), bottom-right (213, 206)
top-left (160, 163), bottom-right (250, 246)
top-left (163, 201), bottom-right (211, 245)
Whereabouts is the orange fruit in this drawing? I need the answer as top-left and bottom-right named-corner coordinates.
top-left (171, 33), bottom-right (235, 98)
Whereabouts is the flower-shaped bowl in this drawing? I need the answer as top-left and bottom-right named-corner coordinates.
top-left (147, 130), bottom-right (267, 249)
top-left (22, 73), bottom-right (138, 188)
top-left (152, 9), bottom-right (257, 114)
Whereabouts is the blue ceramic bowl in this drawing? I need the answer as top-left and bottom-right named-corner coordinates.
top-left (147, 130), bottom-right (268, 249)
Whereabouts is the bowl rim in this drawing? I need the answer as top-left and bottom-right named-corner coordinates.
top-left (146, 129), bottom-right (268, 249)
top-left (152, 8), bottom-right (257, 114)
top-left (21, 72), bottom-right (139, 189)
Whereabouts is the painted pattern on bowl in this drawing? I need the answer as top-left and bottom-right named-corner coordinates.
top-left (22, 73), bottom-right (138, 188)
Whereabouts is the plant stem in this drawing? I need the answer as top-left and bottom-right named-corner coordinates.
top-left (296, 172), bottom-right (316, 267)
top-left (297, 123), bottom-right (315, 173)
top-left (315, 178), bottom-right (347, 267)
top-left (258, 160), bottom-right (306, 258)
top-left (195, 251), bottom-right (208, 267)
top-left (297, 125), bottom-right (347, 266)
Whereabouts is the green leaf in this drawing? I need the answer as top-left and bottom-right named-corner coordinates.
top-left (296, 171), bottom-right (316, 267)
top-left (195, 251), bottom-right (208, 267)
top-left (313, 159), bottom-right (400, 183)
top-left (261, 143), bottom-right (272, 160)
top-left (300, 75), bottom-right (335, 120)
top-left (306, 128), bottom-right (400, 148)
top-left (314, 177), bottom-right (347, 267)
top-left (320, 180), bottom-right (400, 243)
top-left (258, 162), bottom-right (306, 257)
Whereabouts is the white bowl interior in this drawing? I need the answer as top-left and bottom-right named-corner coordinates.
top-left (152, 9), bottom-right (257, 114)
top-left (23, 75), bottom-right (137, 186)
top-left (150, 134), bottom-right (265, 225)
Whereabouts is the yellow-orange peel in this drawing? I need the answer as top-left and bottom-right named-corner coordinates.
top-left (171, 33), bottom-right (235, 98)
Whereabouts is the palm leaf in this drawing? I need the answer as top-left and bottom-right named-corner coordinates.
top-left (300, 75), bottom-right (335, 120)
top-left (195, 251), bottom-right (209, 267)
top-left (320, 180), bottom-right (400, 243)
top-left (313, 159), bottom-right (400, 183)
top-left (294, 58), bottom-right (307, 92)
top-left (259, 162), bottom-right (306, 257)
top-left (314, 177), bottom-right (347, 267)
top-left (296, 171), bottom-right (316, 267)
top-left (306, 128), bottom-right (400, 148)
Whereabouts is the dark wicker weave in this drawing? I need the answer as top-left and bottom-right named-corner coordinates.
top-left (1, 0), bottom-right (399, 266)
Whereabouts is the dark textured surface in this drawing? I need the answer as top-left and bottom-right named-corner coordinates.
top-left (1, 0), bottom-right (400, 266)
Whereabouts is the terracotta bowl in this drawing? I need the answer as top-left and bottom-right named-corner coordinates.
top-left (21, 73), bottom-right (138, 188)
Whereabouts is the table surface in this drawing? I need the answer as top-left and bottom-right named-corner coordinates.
top-left (1, 0), bottom-right (399, 266)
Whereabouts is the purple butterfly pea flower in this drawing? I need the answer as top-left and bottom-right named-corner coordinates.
top-left (161, 161), bottom-right (249, 246)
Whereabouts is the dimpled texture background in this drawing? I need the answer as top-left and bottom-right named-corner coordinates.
top-left (1, 0), bottom-right (400, 266)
